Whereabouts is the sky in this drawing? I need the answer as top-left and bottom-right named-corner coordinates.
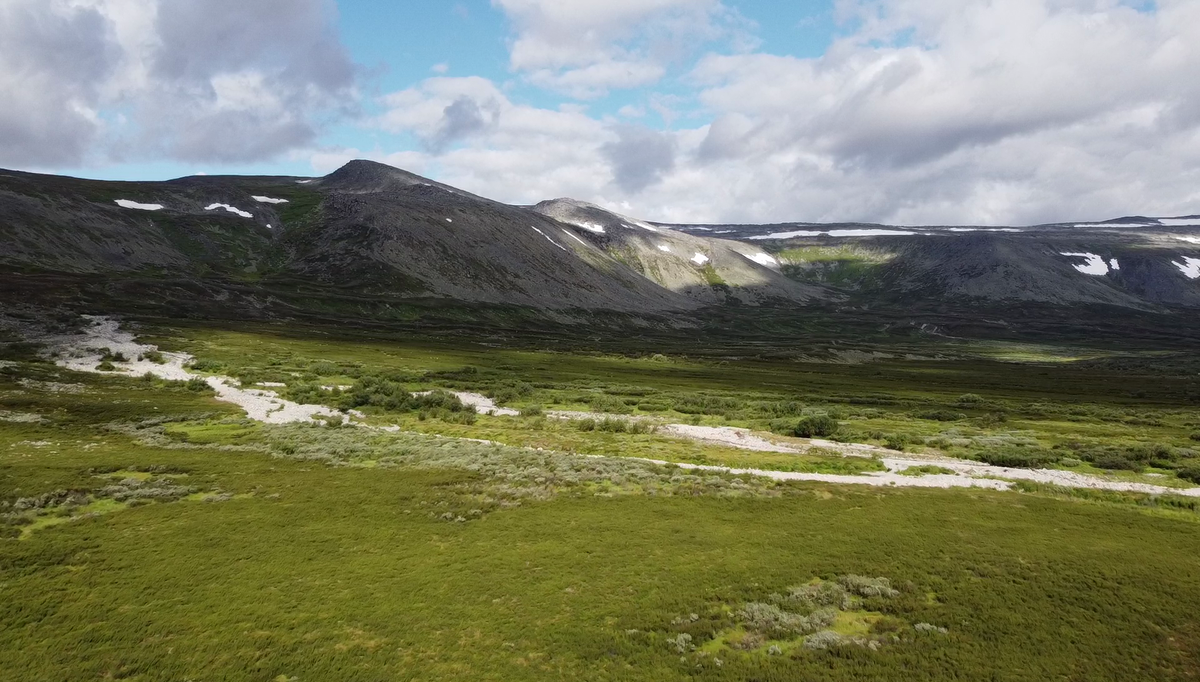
top-left (2, 0), bottom-right (1199, 226)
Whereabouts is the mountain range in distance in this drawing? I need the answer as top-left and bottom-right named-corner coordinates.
top-left (1, 159), bottom-right (1198, 321)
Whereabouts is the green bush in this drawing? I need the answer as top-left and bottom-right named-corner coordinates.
top-left (1190, 433), bottom-right (1200, 442)
top-left (884, 434), bottom-right (910, 451)
top-left (589, 394), bottom-right (633, 415)
top-left (141, 350), bottom-right (165, 364)
top-left (956, 393), bottom-right (985, 405)
top-left (975, 412), bottom-right (1009, 427)
top-left (794, 415), bottom-right (839, 438)
top-left (520, 405), bottom-right (544, 417)
top-left (185, 378), bottom-right (213, 393)
top-left (186, 358), bottom-right (224, 372)
top-left (576, 418), bottom-right (596, 432)
top-left (597, 417), bottom-right (628, 433)
top-left (1091, 454), bottom-right (1142, 472)
top-left (672, 394), bottom-right (741, 416)
top-left (487, 381), bottom-right (534, 405)
top-left (1177, 467), bottom-right (1200, 484)
top-left (96, 360), bottom-right (116, 372)
top-left (915, 410), bottom-right (965, 422)
top-left (977, 449), bottom-right (1057, 468)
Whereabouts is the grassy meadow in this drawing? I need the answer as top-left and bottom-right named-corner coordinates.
top-left (3, 321), bottom-right (1200, 680)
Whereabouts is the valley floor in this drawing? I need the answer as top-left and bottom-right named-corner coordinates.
top-left (3, 312), bottom-right (1200, 680)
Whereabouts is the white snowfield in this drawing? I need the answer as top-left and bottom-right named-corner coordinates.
top-left (1158, 218), bottom-right (1200, 227)
top-left (1176, 236), bottom-right (1200, 244)
top-left (657, 244), bottom-right (672, 253)
top-left (205, 203), bottom-right (253, 218)
top-left (1074, 222), bottom-right (1158, 228)
top-left (1060, 252), bottom-right (1110, 276)
top-left (114, 199), bottom-right (164, 211)
top-left (749, 229), bottom-right (918, 240)
top-left (565, 220), bottom-right (606, 234)
top-left (561, 229), bottom-right (589, 247)
top-left (31, 317), bottom-right (1200, 498)
top-left (622, 220), bottom-right (659, 233)
top-left (251, 195), bottom-right (289, 204)
top-left (1174, 257), bottom-right (1200, 279)
top-left (690, 252), bottom-right (710, 266)
top-left (742, 252), bottom-right (778, 267)
top-left (530, 226), bottom-right (568, 252)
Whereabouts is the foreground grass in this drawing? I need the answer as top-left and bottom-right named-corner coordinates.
top-left (4, 350), bottom-right (1200, 680)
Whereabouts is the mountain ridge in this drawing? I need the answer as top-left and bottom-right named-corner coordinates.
top-left (1, 160), bottom-right (1198, 320)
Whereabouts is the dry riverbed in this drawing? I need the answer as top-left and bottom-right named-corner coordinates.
top-left (17, 315), bottom-right (1200, 498)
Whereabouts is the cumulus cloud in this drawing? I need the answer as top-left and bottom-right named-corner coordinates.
top-left (678, 0), bottom-right (1200, 223)
top-left (492, 0), bottom-right (748, 97)
top-left (0, 0), bottom-right (120, 167)
top-left (602, 125), bottom-right (677, 193)
top-left (0, 0), bottom-right (356, 169)
top-left (360, 1), bottom-right (1200, 226)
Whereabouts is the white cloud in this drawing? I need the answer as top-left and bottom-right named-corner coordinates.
top-left (0, 0), bottom-right (356, 169)
top-left (491, 0), bottom-right (748, 97)
top-left (673, 0), bottom-right (1200, 224)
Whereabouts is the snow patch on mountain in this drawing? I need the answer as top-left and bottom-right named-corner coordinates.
top-left (623, 220), bottom-right (659, 233)
top-left (205, 203), bottom-right (252, 218)
top-left (569, 221), bottom-right (606, 234)
top-left (1074, 222), bottom-right (1156, 228)
top-left (114, 199), bottom-right (163, 211)
top-left (749, 228), bottom-right (918, 240)
top-left (691, 252), bottom-right (710, 266)
top-left (1158, 218), bottom-right (1200, 227)
top-left (1061, 253), bottom-right (1110, 276)
top-left (1174, 257), bottom-right (1200, 279)
top-left (561, 229), bottom-right (589, 247)
top-left (742, 252), bottom-right (778, 267)
top-left (251, 195), bottom-right (289, 204)
top-left (531, 226), bottom-right (568, 252)
top-left (657, 244), bottom-right (672, 253)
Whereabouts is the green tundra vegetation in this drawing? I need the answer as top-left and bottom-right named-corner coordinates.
top-left (3, 321), bottom-right (1200, 681)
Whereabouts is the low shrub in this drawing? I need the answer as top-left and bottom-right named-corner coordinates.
top-left (672, 394), bottom-right (742, 416)
top-left (1091, 454), bottom-right (1142, 472)
top-left (838, 575), bottom-right (899, 598)
top-left (794, 415), bottom-right (839, 438)
top-left (1177, 467), bottom-right (1200, 485)
top-left (185, 378), bottom-right (213, 393)
top-left (187, 358), bottom-right (225, 372)
top-left (977, 449), bottom-right (1057, 468)
top-left (590, 394), bottom-right (633, 415)
top-left (597, 417), bottom-right (628, 433)
top-left (520, 405), bottom-right (544, 417)
top-left (915, 410), bottom-right (965, 422)
top-left (884, 434), bottom-right (910, 451)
